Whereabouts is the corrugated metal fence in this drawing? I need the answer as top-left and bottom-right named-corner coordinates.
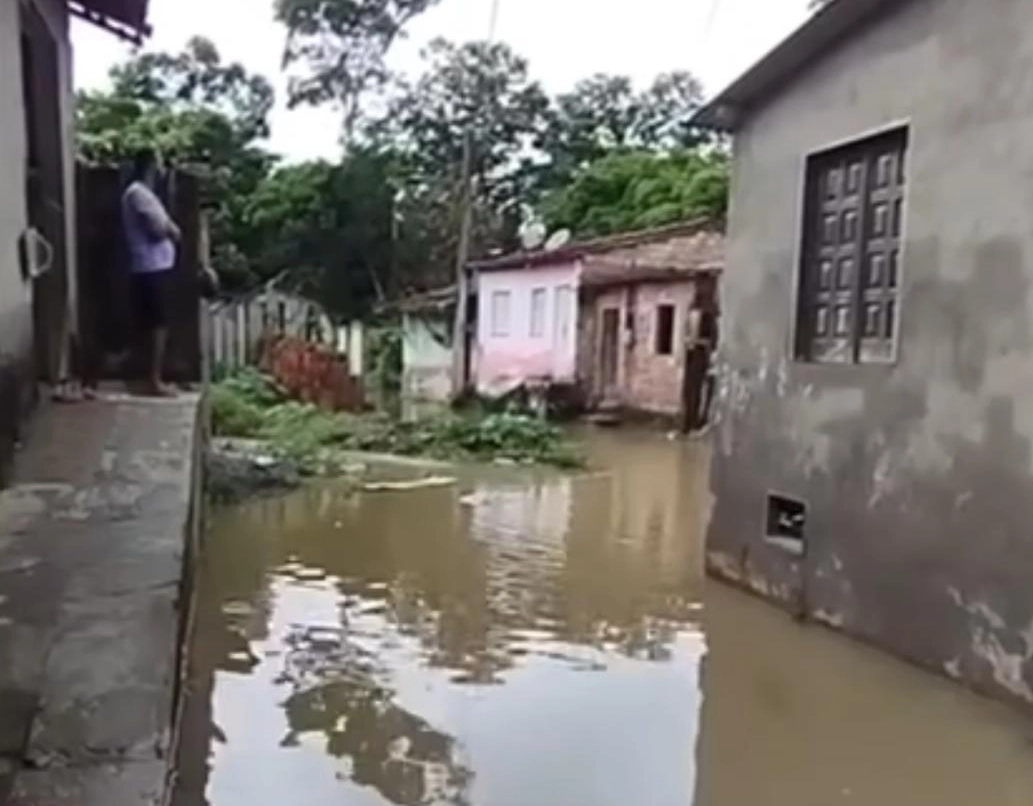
top-left (205, 289), bottom-right (364, 377)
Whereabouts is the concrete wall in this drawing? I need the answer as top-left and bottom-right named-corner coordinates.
top-left (0, 0), bottom-right (76, 477)
top-left (0, 0), bottom-right (35, 377)
top-left (583, 281), bottom-right (696, 415)
top-left (475, 262), bottom-right (580, 394)
top-left (711, 0), bottom-right (1033, 707)
top-left (401, 312), bottom-right (452, 402)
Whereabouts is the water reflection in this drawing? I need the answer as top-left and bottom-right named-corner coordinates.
top-left (279, 625), bottom-right (472, 805)
top-left (176, 431), bottom-right (707, 806)
top-left (174, 431), bottom-right (1033, 806)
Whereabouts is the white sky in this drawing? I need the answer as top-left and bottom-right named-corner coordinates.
top-left (70, 0), bottom-right (811, 162)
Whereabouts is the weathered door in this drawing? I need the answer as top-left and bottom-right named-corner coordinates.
top-left (599, 307), bottom-right (620, 397)
top-left (680, 344), bottom-right (709, 432)
top-left (21, 3), bottom-right (68, 383)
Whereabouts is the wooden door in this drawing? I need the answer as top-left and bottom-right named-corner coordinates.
top-left (599, 307), bottom-right (620, 396)
top-left (20, 4), bottom-right (67, 383)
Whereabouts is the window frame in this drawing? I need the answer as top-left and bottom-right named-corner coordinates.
top-left (490, 289), bottom-right (512, 338)
top-left (654, 303), bottom-right (676, 357)
top-left (793, 125), bottom-right (909, 366)
top-left (529, 286), bottom-right (547, 338)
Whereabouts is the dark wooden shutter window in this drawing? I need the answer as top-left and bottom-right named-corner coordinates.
top-left (796, 128), bottom-right (907, 364)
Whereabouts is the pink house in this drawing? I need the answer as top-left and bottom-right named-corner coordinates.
top-left (470, 222), bottom-right (724, 423)
top-left (473, 259), bottom-right (580, 396)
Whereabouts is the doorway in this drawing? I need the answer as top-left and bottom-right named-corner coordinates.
top-left (599, 307), bottom-right (620, 398)
top-left (20, 2), bottom-right (68, 384)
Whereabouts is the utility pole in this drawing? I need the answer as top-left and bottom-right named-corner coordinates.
top-left (450, 0), bottom-right (501, 398)
top-left (450, 131), bottom-right (474, 397)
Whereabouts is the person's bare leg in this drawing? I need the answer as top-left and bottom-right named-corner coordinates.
top-left (149, 326), bottom-right (175, 396)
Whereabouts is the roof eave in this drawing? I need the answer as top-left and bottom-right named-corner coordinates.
top-left (69, 1), bottom-right (152, 44)
top-left (470, 218), bottom-right (718, 273)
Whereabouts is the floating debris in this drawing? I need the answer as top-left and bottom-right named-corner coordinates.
top-left (362, 476), bottom-right (457, 493)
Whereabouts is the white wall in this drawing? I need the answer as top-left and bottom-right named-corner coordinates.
top-left (475, 262), bottom-right (581, 394)
top-left (402, 312), bottom-right (452, 401)
top-left (0, 0), bottom-right (35, 367)
top-left (0, 0), bottom-right (77, 374)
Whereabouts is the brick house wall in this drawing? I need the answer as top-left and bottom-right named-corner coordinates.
top-left (627, 281), bottom-right (697, 415)
top-left (583, 279), bottom-right (697, 416)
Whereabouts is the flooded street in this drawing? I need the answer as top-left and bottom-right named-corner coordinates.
top-left (175, 432), bottom-right (1033, 806)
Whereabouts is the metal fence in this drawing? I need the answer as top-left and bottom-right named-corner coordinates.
top-left (205, 290), bottom-right (364, 377)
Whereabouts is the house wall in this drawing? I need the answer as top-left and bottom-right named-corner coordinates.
top-left (475, 262), bottom-right (580, 394)
top-left (0, 0), bottom-right (76, 479)
top-left (402, 312), bottom-right (452, 402)
top-left (584, 281), bottom-right (696, 415)
top-left (712, 0), bottom-right (1033, 707)
top-left (626, 282), bottom-right (696, 415)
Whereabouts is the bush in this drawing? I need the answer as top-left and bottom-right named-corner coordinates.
top-left (209, 369), bottom-right (584, 470)
top-left (218, 366), bottom-right (286, 408)
top-left (210, 383), bottom-right (265, 437)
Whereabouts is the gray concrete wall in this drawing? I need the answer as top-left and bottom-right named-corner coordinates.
top-left (710, 0), bottom-right (1033, 707)
top-left (0, 0), bottom-right (36, 380)
top-left (0, 0), bottom-right (77, 476)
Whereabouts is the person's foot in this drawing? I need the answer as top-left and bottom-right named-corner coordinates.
top-left (143, 380), bottom-right (178, 398)
top-left (51, 380), bottom-right (83, 403)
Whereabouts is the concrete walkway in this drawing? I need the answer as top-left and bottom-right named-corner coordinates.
top-left (0, 393), bottom-right (202, 805)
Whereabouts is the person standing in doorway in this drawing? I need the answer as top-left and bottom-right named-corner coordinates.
top-left (123, 148), bottom-right (181, 396)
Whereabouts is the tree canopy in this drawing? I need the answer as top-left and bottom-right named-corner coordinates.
top-left (542, 150), bottom-right (728, 238)
top-left (276, 0), bottom-right (442, 141)
top-left (540, 71), bottom-right (706, 188)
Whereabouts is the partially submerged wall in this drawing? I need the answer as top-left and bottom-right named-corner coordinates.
top-left (711, 0), bottom-right (1033, 707)
top-left (401, 312), bottom-right (452, 402)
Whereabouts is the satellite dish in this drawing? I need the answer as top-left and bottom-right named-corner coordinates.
top-left (520, 221), bottom-right (547, 251)
top-left (544, 229), bottom-right (572, 251)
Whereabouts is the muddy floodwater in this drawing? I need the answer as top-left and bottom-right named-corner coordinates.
top-left (175, 432), bottom-right (1033, 806)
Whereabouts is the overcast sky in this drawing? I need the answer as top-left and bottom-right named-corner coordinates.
top-left (71, 0), bottom-right (810, 162)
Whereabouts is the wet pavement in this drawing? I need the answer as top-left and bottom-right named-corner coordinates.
top-left (0, 394), bottom-right (201, 806)
top-left (174, 431), bottom-right (1033, 806)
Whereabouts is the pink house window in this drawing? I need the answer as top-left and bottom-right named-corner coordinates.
top-left (529, 288), bottom-right (547, 337)
top-left (491, 290), bottom-right (511, 337)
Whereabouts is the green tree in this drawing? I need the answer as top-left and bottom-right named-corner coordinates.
top-left (76, 38), bottom-right (276, 289)
top-left (542, 149), bottom-right (728, 238)
top-left (276, 0), bottom-right (441, 141)
top-left (109, 35), bottom-right (274, 141)
top-left (540, 70), bottom-right (706, 188)
top-left (243, 149), bottom-right (402, 318)
top-left (372, 39), bottom-right (549, 272)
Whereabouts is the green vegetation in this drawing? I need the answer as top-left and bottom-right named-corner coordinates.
top-left (210, 370), bottom-right (583, 471)
top-left (543, 149), bottom-right (728, 238)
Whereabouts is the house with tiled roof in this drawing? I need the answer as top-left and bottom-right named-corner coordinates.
top-left (470, 220), bottom-right (723, 429)
top-left (694, 0), bottom-right (1033, 709)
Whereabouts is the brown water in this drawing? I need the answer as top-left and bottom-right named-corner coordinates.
top-left (175, 432), bottom-right (1033, 806)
